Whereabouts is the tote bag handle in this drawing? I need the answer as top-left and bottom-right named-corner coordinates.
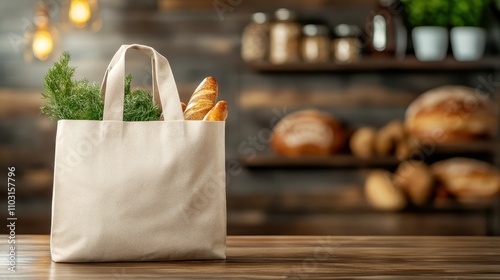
top-left (100, 44), bottom-right (184, 121)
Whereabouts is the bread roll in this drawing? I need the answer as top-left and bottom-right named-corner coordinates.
top-left (383, 120), bottom-right (406, 141)
top-left (271, 109), bottom-right (344, 156)
top-left (406, 86), bottom-right (497, 142)
top-left (395, 139), bottom-right (410, 159)
top-left (365, 170), bottom-right (407, 211)
top-left (394, 161), bottom-right (434, 205)
top-left (395, 136), bottom-right (421, 160)
top-left (184, 77), bottom-right (218, 120)
top-left (375, 120), bottom-right (405, 156)
top-left (431, 158), bottom-right (500, 199)
top-left (350, 127), bottom-right (376, 158)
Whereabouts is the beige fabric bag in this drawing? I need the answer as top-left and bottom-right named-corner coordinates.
top-left (50, 44), bottom-right (226, 262)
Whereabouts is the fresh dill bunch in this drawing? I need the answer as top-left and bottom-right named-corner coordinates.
top-left (41, 52), bottom-right (162, 121)
top-left (124, 88), bottom-right (162, 121)
top-left (123, 74), bottom-right (162, 121)
top-left (41, 52), bottom-right (103, 120)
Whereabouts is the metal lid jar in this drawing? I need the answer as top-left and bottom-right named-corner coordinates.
top-left (269, 8), bottom-right (301, 64)
top-left (241, 12), bottom-right (271, 62)
top-left (301, 24), bottom-right (330, 63)
top-left (332, 24), bottom-right (361, 64)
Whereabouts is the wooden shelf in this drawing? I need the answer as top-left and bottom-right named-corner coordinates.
top-left (433, 141), bottom-right (499, 154)
top-left (241, 154), bottom-right (400, 168)
top-left (241, 141), bottom-right (499, 169)
top-left (229, 190), bottom-right (498, 213)
top-left (248, 56), bottom-right (500, 72)
top-left (158, 0), bottom-right (374, 11)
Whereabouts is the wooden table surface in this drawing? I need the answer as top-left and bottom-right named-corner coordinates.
top-left (2, 235), bottom-right (500, 279)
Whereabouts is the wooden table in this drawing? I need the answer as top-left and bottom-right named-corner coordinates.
top-left (2, 235), bottom-right (500, 279)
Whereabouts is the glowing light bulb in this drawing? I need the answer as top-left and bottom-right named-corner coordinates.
top-left (69, 0), bottom-right (91, 28)
top-left (32, 30), bottom-right (53, 61)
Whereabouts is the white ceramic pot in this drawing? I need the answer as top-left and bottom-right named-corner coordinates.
top-left (412, 26), bottom-right (448, 61)
top-left (451, 27), bottom-right (487, 61)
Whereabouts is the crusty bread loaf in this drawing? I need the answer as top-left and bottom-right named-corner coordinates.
top-left (271, 109), bottom-right (345, 156)
top-left (405, 86), bottom-right (497, 142)
top-left (431, 157), bottom-right (500, 199)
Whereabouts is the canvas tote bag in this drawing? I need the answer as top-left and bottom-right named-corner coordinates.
top-left (50, 44), bottom-right (226, 262)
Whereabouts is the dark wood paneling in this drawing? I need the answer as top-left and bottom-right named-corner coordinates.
top-left (1, 1), bottom-right (499, 236)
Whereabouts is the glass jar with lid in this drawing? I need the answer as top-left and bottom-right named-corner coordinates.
top-left (301, 24), bottom-right (330, 63)
top-left (269, 8), bottom-right (301, 64)
top-left (332, 24), bottom-right (361, 64)
top-left (241, 12), bottom-right (270, 62)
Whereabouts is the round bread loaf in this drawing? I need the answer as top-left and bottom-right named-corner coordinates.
top-left (271, 109), bottom-right (344, 156)
top-left (431, 157), bottom-right (500, 199)
top-left (405, 86), bottom-right (497, 142)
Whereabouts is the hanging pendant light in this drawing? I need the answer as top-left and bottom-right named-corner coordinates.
top-left (61, 0), bottom-right (102, 31)
top-left (32, 30), bottom-right (54, 59)
top-left (24, 1), bottom-right (60, 62)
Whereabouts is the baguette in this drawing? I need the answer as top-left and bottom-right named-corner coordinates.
top-left (181, 102), bottom-right (187, 112)
top-left (203, 100), bottom-right (228, 121)
top-left (184, 77), bottom-right (218, 120)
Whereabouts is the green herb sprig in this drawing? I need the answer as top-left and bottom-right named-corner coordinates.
top-left (449, 0), bottom-right (490, 27)
top-left (41, 52), bottom-right (161, 121)
top-left (402, 0), bottom-right (491, 28)
top-left (401, 0), bottom-right (450, 27)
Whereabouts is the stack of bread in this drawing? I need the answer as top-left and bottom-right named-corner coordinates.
top-left (271, 109), bottom-right (345, 156)
top-left (364, 85), bottom-right (499, 210)
top-left (365, 158), bottom-right (500, 211)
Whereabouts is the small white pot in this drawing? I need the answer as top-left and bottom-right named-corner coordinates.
top-left (451, 27), bottom-right (486, 61)
top-left (412, 26), bottom-right (448, 61)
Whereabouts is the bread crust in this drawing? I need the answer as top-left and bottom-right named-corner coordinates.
top-left (431, 158), bottom-right (500, 198)
top-left (405, 86), bottom-right (497, 141)
top-left (184, 77), bottom-right (218, 120)
top-left (203, 100), bottom-right (228, 121)
top-left (271, 110), bottom-right (345, 156)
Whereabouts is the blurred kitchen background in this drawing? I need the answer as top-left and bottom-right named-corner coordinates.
top-left (1, 0), bottom-right (500, 235)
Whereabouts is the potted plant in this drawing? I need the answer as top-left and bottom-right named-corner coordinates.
top-left (402, 0), bottom-right (450, 61)
top-left (449, 0), bottom-right (490, 61)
